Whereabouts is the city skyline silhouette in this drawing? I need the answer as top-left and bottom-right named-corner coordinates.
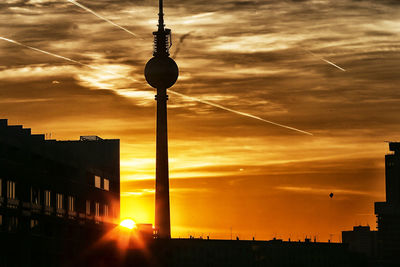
top-left (0, 0), bottom-right (399, 243)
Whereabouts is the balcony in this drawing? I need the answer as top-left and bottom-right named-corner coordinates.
top-left (31, 203), bottom-right (42, 213)
top-left (56, 208), bottom-right (66, 217)
top-left (95, 216), bottom-right (102, 224)
top-left (44, 205), bottom-right (54, 215)
top-left (7, 198), bottom-right (19, 209)
top-left (67, 210), bottom-right (77, 219)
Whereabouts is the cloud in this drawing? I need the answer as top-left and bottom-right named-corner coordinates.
top-left (1, 0), bottom-right (398, 240)
top-left (275, 186), bottom-right (377, 197)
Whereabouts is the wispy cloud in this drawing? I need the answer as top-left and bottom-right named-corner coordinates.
top-left (275, 186), bottom-right (377, 197)
top-left (121, 189), bottom-right (155, 197)
top-left (67, 0), bottom-right (142, 39)
top-left (1, 0), bottom-right (397, 241)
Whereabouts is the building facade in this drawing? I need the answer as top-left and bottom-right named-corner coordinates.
top-left (143, 238), bottom-right (368, 267)
top-left (0, 118), bottom-right (370, 266)
top-left (342, 225), bottom-right (377, 259)
top-left (375, 142), bottom-right (400, 265)
top-left (0, 119), bottom-right (120, 266)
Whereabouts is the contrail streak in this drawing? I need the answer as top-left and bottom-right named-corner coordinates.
top-left (304, 49), bottom-right (346, 72)
top-left (320, 58), bottom-right (346, 72)
top-left (0, 37), bottom-right (93, 68)
top-left (0, 36), bottom-right (138, 81)
top-left (168, 90), bottom-right (313, 136)
top-left (66, 0), bottom-right (340, 74)
top-left (59, 1), bottom-right (314, 135)
top-left (68, 0), bottom-right (338, 75)
top-left (0, 37), bottom-right (312, 135)
top-left (67, 0), bottom-right (141, 39)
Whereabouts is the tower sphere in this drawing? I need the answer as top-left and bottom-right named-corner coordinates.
top-left (145, 56), bottom-right (179, 89)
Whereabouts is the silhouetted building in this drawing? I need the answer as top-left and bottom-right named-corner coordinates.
top-left (342, 225), bottom-right (377, 259)
top-left (0, 118), bottom-right (370, 267)
top-left (375, 142), bottom-right (400, 265)
top-left (0, 119), bottom-right (120, 266)
top-left (145, 238), bottom-right (367, 267)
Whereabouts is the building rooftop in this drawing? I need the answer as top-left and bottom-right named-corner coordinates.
top-left (0, 119), bottom-right (115, 143)
top-left (389, 142), bottom-right (400, 153)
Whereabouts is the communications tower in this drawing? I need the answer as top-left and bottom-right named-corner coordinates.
top-left (144, 0), bottom-right (179, 239)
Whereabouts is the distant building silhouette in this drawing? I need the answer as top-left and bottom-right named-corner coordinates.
top-left (150, 238), bottom-right (367, 267)
top-left (0, 118), bottom-right (370, 267)
top-left (375, 142), bottom-right (400, 265)
top-left (342, 225), bottom-right (377, 259)
top-left (343, 142), bottom-right (400, 265)
top-left (0, 119), bottom-right (120, 266)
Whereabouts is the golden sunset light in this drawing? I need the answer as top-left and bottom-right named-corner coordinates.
top-left (1, 0), bottom-right (399, 245)
top-left (120, 218), bottom-right (137, 230)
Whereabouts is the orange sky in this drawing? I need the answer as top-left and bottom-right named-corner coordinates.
top-left (1, 0), bottom-right (400, 242)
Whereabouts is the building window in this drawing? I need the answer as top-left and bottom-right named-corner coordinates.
top-left (68, 196), bottom-right (75, 212)
top-left (56, 193), bottom-right (63, 210)
top-left (103, 178), bottom-right (110, 191)
top-left (30, 219), bottom-right (39, 229)
top-left (95, 202), bottom-right (100, 217)
top-left (95, 175), bottom-right (101, 188)
top-left (44, 190), bottom-right (51, 207)
top-left (7, 181), bottom-right (16, 199)
top-left (31, 187), bottom-right (40, 204)
top-left (8, 216), bottom-right (18, 232)
top-left (112, 206), bottom-right (116, 218)
top-left (86, 200), bottom-right (91, 215)
top-left (104, 204), bottom-right (109, 217)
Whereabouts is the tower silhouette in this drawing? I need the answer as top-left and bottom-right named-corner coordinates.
top-left (144, 0), bottom-right (179, 239)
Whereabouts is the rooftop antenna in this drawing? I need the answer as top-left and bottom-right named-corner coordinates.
top-left (145, 0), bottom-right (179, 240)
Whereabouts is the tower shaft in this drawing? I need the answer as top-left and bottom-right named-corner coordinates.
top-left (145, 0), bottom-right (178, 240)
top-left (155, 88), bottom-right (171, 239)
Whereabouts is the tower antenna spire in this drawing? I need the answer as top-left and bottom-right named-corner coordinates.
top-left (158, 0), bottom-right (164, 31)
top-left (145, 0), bottom-right (179, 239)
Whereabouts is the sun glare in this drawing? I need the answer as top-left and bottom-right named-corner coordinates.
top-left (120, 219), bottom-right (136, 230)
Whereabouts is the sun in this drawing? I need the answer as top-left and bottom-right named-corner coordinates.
top-left (120, 219), bottom-right (136, 230)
